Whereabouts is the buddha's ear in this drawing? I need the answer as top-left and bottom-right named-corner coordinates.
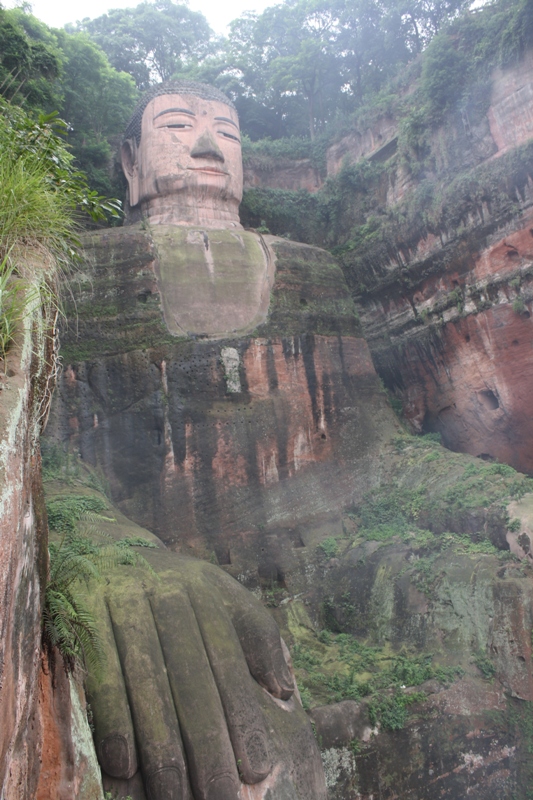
top-left (121, 138), bottom-right (140, 207)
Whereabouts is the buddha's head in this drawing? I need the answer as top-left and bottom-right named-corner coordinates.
top-left (122, 81), bottom-right (243, 228)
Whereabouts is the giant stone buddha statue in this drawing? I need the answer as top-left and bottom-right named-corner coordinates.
top-left (78, 81), bottom-right (338, 800)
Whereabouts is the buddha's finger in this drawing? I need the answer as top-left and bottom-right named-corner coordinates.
top-left (149, 588), bottom-right (242, 800)
top-left (106, 582), bottom-right (192, 800)
top-left (232, 603), bottom-right (295, 700)
top-left (202, 566), bottom-right (295, 700)
top-left (85, 590), bottom-right (138, 780)
top-left (186, 583), bottom-right (272, 784)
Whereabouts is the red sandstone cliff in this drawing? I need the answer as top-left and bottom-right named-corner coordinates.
top-left (0, 283), bottom-right (103, 799)
top-left (317, 47), bottom-right (533, 473)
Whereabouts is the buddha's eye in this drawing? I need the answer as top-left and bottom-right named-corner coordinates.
top-left (166, 123), bottom-right (193, 129)
top-left (219, 131), bottom-right (240, 142)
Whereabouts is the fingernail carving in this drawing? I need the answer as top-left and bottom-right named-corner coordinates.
top-left (205, 772), bottom-right (240, 800)
top-left (146, 766), bottom-right (184, 800)
top-left (242, 729), bottom-right (271, 782)
top-left (99, 733), bottom-right (137, 779)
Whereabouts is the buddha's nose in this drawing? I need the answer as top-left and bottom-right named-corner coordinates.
top-left (191, 131), bottom-right (225, 162)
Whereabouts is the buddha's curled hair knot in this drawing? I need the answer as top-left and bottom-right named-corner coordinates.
top-left (123, 81), bottom-right (236, 145)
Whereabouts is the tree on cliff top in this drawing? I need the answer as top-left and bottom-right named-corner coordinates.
top-left (72, 0), bottom-right (213, 90)
top-left (0, 6), bottom-right (138, 198)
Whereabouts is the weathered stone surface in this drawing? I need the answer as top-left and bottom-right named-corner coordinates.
top-left (363, 207), bottom-right (533, 473)
top-left (488, 48), bottom-right (533, 155)
top-left (50, 232), bottom-right (390, 586)
top-left (244, 158), bottom-right (322, 193)
top-left (326, 116), bottom-right (398, 178)
top-left (35, 652), bottom-right (103, 800)
top-left (258, 431), bottom-right (533, 799)
top-left (0, 268), bottom-right (105, 800)
top-left (153, 226), bottom-right (274, 337)
top-left (334, 49), bottom-right (533, 472)
top-left (0, 306), bottom-right (52, 799)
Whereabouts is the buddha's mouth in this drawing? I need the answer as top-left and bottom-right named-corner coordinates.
top-left (188, 166), bottom-right (228, 175)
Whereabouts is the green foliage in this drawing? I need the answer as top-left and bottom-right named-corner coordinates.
top-left (415, 0), bottom-right (533, 128)
top-left (389, 653), bottom-right (463, 686)
top-left (420, 433), bottom-right (442, 445)
top-left (240, 187), bottom-right (320, 241)
top-left (513, 297), bottom-right (526, 314)
top-left (43, 532), bottom-right (104, 673)
top-left (352, 441), bottom-right (533, 552)
top-left (0, 7), bottom-right (138, 200)
top-left (0, 98), bottom-right (121, 255)
top-left (242, 133), bottom-right (329, 172)
top-left (46, 495), bottom-right (108, 534)
top-left (54, 31), bottom-right (138, 198)
top-left (0, 97), bottom-right (122, 365)
top-left (318, 537), bottom-right (339, 558)
top-left (420, 33), bottom-right (468, 122)
top-left (0, 253), bottom-right (26, 368)
top-left (369, 691), bottom-right (426, 731)
top-left (292, 626), bottom-right (463, 714)
top-left (41, 442), bottom-right (81, 482)
top-left (473, 650), bottom-right (497, 680)
top-left (0, 7), bottom-right (61, 111)
top-left (74, 0), bottom-right (213, 90)
top-left (241, 157), bottom-right (384, 245)
top-left (43, 497), bottom-right (157, 671)
top-left (116, 536), bottom-right (158, 549)
top-left (299, 685), bottom-right (312, 710)
top-left (317, 629), bottom-right (332, 645)
top-left (354, 486), bottom-right (426, 542)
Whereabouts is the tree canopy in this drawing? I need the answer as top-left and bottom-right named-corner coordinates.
top-left (0, 5), bottom-right (138, 197)
top-left (72, 0), bottom-right (213, 90)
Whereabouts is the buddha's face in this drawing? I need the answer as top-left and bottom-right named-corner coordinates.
top-left (122, 93), bottom-right (243, 226)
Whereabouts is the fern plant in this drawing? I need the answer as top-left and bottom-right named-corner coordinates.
top-left (43, 501), bottom-right (157, 673)
top-left (43, 531), bottom-right (103, 673)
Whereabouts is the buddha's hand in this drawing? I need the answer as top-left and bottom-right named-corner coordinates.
top-left (86, 552), bottom-right (326, 800)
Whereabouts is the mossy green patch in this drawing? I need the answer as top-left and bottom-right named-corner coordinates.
top-left (289, 624), bottom-right (462, 719)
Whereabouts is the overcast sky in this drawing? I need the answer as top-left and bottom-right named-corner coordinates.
top-left (6, 0), bottom-right (273, 34)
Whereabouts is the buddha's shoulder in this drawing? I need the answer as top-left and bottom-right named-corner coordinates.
top-left (80, 223), bottom-right (155, 270)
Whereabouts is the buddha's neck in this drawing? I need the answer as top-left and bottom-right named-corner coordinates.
top-left (141, 196), bottom-right (242, 229)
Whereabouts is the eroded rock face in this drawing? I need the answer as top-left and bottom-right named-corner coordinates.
top-left (0, 266), bottom-right (102, 800)
top-left (244, 158), bottom-right (323, 193)
top-left (314, 556), bottom-right (533, 800)
top-left (0, 318), bottom-right (51, 799)
top-left (36, 651), bottom-right (103, 800)
top-left (282, 517), bottom-right (533, 798)
top-left (488, 48), bottom-right (533, 155)
top-left (314, 48), bottom-right (533, 472)
top-left (365, 206), bottom-right (533, 473)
